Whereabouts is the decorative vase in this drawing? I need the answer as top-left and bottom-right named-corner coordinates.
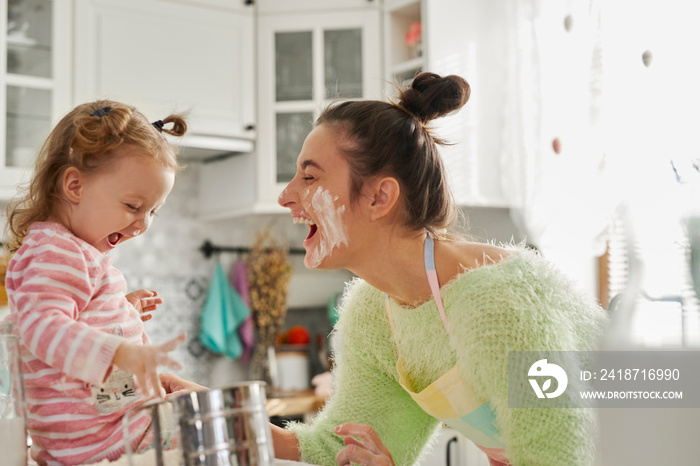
top-left (249, 332), bottom-right (279, 394)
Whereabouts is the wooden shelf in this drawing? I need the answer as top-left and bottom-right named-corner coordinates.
top-left (266, 389), bottom-right (328, 417)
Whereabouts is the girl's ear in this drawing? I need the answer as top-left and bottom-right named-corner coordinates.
top-left (367, 176), bottom-right (401, 221)
top-left (62, 167), bottom-right (83, 204)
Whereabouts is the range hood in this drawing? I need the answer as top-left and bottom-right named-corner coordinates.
top-left (165, 133), bottom-right (255, 162)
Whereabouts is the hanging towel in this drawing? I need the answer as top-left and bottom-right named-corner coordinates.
top-left (328, 292), bottom-right (341, 326)
top-left (200, 262), bottom-right (249, 359)
top-left (231, 260), bottom-right (255, 363)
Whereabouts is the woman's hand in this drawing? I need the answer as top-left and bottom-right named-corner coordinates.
top-left (126, 289), bottom-right (163, 322)
top-left (112, 333), bottom-right (186, 397)
top-left (335, 423), bottom-right (395, 466)
top-left (159, 372), bottom-right (207, 400)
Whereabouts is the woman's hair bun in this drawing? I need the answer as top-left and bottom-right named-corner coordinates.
top-left (399, 72), bottom-right (471, 123)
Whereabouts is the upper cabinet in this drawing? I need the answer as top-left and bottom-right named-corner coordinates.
top-left (384, 0), bottom-right (509, 207)
top-left (198, 4), bottom-right (381, 219)
top-left (73, 0), bottom-right (255, 142)
top-left (384, 0), bottom-right (424, 89)
top-left (0, 0), bottom-right (71, 201)
top-left (257, 0), bottom-right (376, 14)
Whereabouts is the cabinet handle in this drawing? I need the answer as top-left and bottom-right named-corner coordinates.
top-left (244, 0), bottom-right (253, 5)
top-left (446, 436), bottom-right (458, 466)
top-left (245, 124), bottom-right (255, 131)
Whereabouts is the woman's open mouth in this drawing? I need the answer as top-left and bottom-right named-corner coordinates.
top-left (292, 215), bottom-right (318, 244)
top-left (306, 224), bottom-right (318, 241)
top-left (107, 232), bottom-right (123, 248)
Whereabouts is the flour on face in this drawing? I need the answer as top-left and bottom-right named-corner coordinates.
top-left (306, 187), bottom-right (348, 268)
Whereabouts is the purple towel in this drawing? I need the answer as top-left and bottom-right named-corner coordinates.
top-left (231, 260), bottom-right (255, 363)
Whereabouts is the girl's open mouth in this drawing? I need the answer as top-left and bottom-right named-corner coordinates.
top-left (107, 233), bottom-right (123, 247)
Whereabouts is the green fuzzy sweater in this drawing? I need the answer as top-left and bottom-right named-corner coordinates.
top-left (288, 246), bottom-right (608, 465)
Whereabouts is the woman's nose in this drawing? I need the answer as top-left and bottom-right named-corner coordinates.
top-left (277, 184), bottom-right (295, 208)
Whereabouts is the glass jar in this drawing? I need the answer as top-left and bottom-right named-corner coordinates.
top-left (0, 322), bottom-right (28, 466)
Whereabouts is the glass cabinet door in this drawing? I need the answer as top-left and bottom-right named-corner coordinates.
top-left (6, 0), bottom-right (52, 78)
top-left (258, 9), bottom-right (379, 208)
top-left (275, 31), bottom-right (313, 102)
top-left (273, 25), bottom-right (364, 185)
top-left (5, 85), bottom-right (50, 166)
top-left (324, 28), bottom-right (362, 99)
top-left (4, 0), bottom-right (54, 169)
top-left (275, 111), bottom-right (313, 183)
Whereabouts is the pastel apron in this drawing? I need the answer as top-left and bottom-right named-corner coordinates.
top-left (384, 237), bottom-right (510, 466)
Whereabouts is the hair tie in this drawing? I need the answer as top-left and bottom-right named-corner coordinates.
top-left (90, 106), bottom-right (111, 118)
top-left (152, 120), bottom-right (164, 133)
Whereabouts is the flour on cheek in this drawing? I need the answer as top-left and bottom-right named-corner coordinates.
top-left (306, 187), bottom-right (348, 268)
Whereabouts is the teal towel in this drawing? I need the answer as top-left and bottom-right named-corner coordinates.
top-left (328, 292), bottom-right (341, 326)
top-left (200, 263), bottom-right (250, 359)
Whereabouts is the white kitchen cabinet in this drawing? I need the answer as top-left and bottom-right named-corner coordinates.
top-left (257, 0), bottom-right (375, 14)
top-left (384, 0), bottom-right (510, 208)
top-left (198, 6), bottom-right (381, 220)
top-left (0, 0), bottom-right (72, 201)
top-left (384, 0), bottom-right (424, 88)
top-left (73, 0), bottom-right (255, 141)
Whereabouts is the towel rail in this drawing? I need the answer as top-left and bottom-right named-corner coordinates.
top-left (199, 240), bottom-right (306, 259)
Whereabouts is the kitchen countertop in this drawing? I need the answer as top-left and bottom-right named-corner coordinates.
top-left (266, 389), bottom-right (328, 417)
top-left (28, 456), bottom-right (314, 466)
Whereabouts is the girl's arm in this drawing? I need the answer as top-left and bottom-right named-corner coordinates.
top-left (7, 238), bottom-right (125, 386)
top-left (126, 289), bottom-right (163, 322)
top-left (112, 333), bottom-right (186, 397)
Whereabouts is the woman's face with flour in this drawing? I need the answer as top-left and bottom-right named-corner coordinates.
top-left (278, 124), bottom-right (362, 270)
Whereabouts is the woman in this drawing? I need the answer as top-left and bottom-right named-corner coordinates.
top-left (163, 72), bottom-right (607, 465)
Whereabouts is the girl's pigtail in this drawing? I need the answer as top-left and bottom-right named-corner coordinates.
top-left (72, 104), bottom-right (133, 160)
top-left (159, 115), bottom-right (188, 138)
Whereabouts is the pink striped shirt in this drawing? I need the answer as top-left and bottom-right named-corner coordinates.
top-left (5, 222), bottom-right (151, 465)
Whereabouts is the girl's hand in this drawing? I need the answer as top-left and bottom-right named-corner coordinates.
top-left (113, 333), bottom-right (186, 398)
top-left (126, 289), bottom-right (163, 322)
top-left (335, 423), bottom-right (396, 466)
top-left (159, 372), bottom-right (207, 400)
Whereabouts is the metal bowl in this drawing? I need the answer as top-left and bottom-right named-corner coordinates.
top-left (173, 382), bottom-right (274, 466)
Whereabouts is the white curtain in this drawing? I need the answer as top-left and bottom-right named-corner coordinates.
top-left (500, 0), bottom-right (613, 277)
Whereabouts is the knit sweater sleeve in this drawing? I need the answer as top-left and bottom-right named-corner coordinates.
top-left (448, 251), bottom-right (608, 466)
top-left (287, 278), bottom-right (440, 466)
top-left (6, 232), bottom-right (124, 386)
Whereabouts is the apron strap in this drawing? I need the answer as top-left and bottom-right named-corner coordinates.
top-left (425, 236), bottom-right (452, 338)
top-left (384, 236), bottom-right (452, 338)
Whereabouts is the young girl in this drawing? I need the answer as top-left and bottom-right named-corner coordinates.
top-left (3, 100), bottom-right (188, 465)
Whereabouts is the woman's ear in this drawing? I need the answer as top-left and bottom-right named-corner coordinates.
top-left (367, 177), bottom-right (400, 221)
top-left (62, 167), bottom-right (83, 204)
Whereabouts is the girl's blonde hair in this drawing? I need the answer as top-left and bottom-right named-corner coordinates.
top-left (4, 99), bottom-right (187, 253)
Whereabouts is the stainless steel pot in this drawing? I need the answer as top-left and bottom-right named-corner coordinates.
top-left (173, 382), bottom-right (275, 466)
